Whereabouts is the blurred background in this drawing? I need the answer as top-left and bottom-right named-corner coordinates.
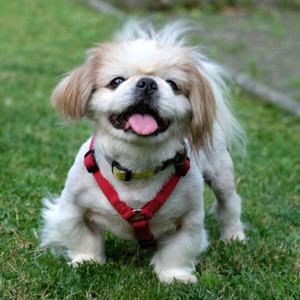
top-left (92, 0), bottom-right (300, 104)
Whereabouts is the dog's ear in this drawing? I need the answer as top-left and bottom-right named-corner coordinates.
top-left (189, 67), bottom-right (216, 150)
top-left (51, 58), bottom-right (96, 121)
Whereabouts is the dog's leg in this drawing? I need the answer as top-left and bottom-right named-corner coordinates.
top-left (151, 210), bottom-right (208, 284)
top-left (41, 194), bottom-right (106, 265)
top-left (201, 138), bottom-right (245, 241)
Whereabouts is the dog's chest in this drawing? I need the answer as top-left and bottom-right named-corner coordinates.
top-left (78, 174), bottom-right (195, 240)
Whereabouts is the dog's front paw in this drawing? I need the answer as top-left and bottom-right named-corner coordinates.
top-left (157, 268), bottom-right (197, 284)
top-left (220, 224), bottom-right (246, 242)
top-left (68, 252), bottom-right (107, 267)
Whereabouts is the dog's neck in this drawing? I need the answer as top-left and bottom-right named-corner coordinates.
top-left (93, 134), bottom-right (185, 173)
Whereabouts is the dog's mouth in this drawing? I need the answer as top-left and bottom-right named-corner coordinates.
top-left (109, 103), bottom-right (171, 136)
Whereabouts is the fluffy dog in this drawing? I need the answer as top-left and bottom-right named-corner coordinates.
top-left (41, 21), bottom-right (245, 284)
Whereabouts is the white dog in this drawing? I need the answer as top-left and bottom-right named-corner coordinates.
top-left (41, 21), bottom-right (245, 284)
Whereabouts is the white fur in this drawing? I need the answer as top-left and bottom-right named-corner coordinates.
top-left (41, 21), bottom-right (245, 284)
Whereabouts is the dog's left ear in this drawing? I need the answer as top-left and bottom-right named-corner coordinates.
top-left (51, 54), bottom-right (97, 121)
top-left (189, 67), bottom-right (216, 150)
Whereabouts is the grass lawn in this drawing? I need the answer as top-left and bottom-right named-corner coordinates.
top-left (0, 0), bottom-right (299, 299)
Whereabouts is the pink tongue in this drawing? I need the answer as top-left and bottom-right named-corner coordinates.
top-left (125, 114), bottom-right (158, 136)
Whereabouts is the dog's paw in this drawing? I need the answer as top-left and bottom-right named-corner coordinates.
top-left (68, 252), bottom-right (106, 267)
top-left (221, 227), bottom-right (246, 242)
top-left (157, 268), bottom-right (197, 284)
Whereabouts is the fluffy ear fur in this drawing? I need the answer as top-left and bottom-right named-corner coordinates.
top-left (189, 66), bottom-right (216, 151)
top-left (51, 57), bottom-right (97, 120)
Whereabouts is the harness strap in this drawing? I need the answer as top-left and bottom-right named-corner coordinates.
top-left (84, 135), bottom-right (190, 249)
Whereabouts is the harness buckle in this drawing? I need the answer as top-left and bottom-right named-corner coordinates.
top-left (131, 217), bottom-right (157, 250)
top-left (174, 146), bottom-right (187, 166)
top-left (174, 146), bottom-right (190, 177)
top-left (84, 149), bottom-right (99, 173)
top-left (138, 236), bottom-right (157, 249)
top-left (129, 209), bottom-right (144, 224)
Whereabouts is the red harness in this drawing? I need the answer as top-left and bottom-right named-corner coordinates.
top-left (84, 135), bottom-right (190, 249)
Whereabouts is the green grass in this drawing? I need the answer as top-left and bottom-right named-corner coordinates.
top-left (1, 0), bottom-right (299, 299)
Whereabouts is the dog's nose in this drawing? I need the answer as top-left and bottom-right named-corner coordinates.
top-left (136, 78), bottom-right (158, 95)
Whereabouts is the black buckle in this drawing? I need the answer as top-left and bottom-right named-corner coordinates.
top-left (175, 158), bottom-right (190, 177)
top-left (84, 149), bottom-right (99, 173)
top-left (174, 146), bottom-right (190, 177)
top-left (138, 235), bottom-right (157, 249)
top-left (112, 161), bottom-right (132, 181)
top-left (174, 146), bottom-right (187, 166)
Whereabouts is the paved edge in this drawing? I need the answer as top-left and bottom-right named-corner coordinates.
top-left (224, 69), bottom-right (300, 117)
top-left (82, 0), bottom-right (300, 118)
top-left (82, 0), bottom-right (125, 18)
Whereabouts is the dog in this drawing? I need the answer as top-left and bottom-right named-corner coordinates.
top-left (41, 21), bottom-right (245, 284)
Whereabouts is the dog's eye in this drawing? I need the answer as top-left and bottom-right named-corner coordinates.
top-left (108, 77), bottom-right (125, 90)
top-left (166, 80), bottom-right (180, 93)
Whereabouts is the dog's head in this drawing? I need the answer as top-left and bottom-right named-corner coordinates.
top-left (51, 22), bottom-right (217, 151)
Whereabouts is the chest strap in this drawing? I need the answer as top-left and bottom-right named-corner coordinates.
top-left (84, 135), bottom-right (190, 249)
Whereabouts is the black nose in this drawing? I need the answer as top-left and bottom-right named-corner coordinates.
top-left (136, 78), bottom-right (158, 95)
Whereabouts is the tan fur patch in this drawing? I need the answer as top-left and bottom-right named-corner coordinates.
top-left (50, 53), bottom-right (100, 120)
top-left (188, 66), bottom-right (216, 150)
